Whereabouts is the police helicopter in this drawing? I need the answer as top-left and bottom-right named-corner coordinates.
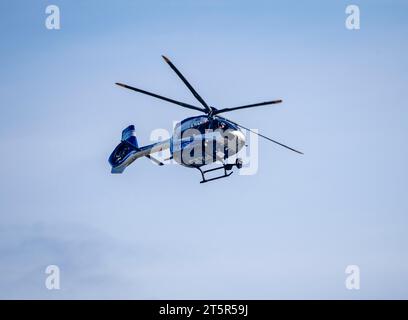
top-left (109, 55), bottom-right (302, 183)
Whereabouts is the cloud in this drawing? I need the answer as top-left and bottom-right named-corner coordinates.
top-left (0, 223), bottom-right (157, 299)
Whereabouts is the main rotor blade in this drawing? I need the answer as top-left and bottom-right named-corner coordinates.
top-left (221, 117), bottom-right (303, 155)
top-left (213, 100), bottom-right (282, 115)
top-left (161, 55), bottom-right (211, 113)
top-left (116, 83), bottom-right (206, 113)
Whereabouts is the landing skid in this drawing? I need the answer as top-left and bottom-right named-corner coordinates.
top-left (195, 159), bottom-right (243, 184)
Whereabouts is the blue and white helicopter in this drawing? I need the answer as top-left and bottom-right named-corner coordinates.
top-left (109, 56), bottom-right (302, 183)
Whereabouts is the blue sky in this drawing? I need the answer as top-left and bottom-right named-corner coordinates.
top-left (0, 0), bottom-right (407, 299)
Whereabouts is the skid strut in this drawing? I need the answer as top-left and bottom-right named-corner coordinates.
top-left (195, 159), bottom-right (243, 183)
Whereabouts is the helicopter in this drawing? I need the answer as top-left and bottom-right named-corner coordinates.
top-left (108, 55), bottom-right (303, 183)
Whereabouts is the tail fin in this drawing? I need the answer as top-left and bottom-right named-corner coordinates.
top-left (121, 125), bottom-right (138, 148)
